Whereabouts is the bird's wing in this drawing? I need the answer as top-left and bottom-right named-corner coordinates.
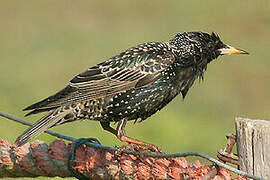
top-left (24, 42), bottom-right (176, 111)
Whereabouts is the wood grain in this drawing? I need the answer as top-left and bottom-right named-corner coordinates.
top-left (236, 117), bottom-right (270, 179)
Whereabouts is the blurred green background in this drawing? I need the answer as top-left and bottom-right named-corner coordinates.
top-left (0, 0), bottom-right (269, 179)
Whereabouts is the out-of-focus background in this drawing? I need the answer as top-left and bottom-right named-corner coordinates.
top-left (0, 1), bottom-right (269, 179)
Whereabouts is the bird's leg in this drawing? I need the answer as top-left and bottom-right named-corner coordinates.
top-left (117, 119), bottom-right (161, 152)
top-left (100, 121), bottom-right (117, 135)
top-left (100, 120), bottom-right (161, 152)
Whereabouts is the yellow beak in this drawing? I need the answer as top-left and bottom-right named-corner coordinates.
top-left (218, 45), bottom-right (249, 55)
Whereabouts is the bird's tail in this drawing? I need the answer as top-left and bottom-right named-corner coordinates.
top-left (15, 108), bottom-right (70, 147)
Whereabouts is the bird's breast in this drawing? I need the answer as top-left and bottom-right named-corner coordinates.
top-left (102, 66), bottom-right (197, 122)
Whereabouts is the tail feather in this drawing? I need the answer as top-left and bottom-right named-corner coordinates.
top-left (15, 108), bottom-right (70, 146)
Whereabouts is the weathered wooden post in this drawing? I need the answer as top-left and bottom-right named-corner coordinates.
top-left (235, 117), bottom-right (270, 179)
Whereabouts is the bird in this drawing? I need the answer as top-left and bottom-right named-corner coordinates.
top-left (15, 32), bottom-right (248, 151)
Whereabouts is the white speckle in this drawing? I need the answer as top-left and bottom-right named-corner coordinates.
top-left (127, 106), bottom-right (131, 109)
top-left (109, 111), bottom-right (113, 114)
top-left (115, 103), bottom-right (119, 107)
top-left (125, 111), bottom-right (128, 114)
top-left (119, 112), bottom-right (122, 115)
top-left (114, 95), bottom-right (118, 98)
top-left (125, 101), bottom-right (128, 104)
top-left (127, 95), bottom-right (130, 98)
top-left (121, 100), bottom-right (124, 103)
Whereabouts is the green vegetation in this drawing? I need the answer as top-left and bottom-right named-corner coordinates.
top-left (0, 1), bottom-right (269, 179)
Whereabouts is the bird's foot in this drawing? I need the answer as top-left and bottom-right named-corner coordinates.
top-left (119, 135), bottom-right (162, 153)
top-left (117, 143), bottom-right (147, 153)
top-left (114, 144), bottom-right (140, 158)
top-left (114, 143), bottom-right (162, 162)
top-left (145, 143), bottom-right (162, 153)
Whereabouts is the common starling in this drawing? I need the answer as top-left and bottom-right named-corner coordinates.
top-left (15, 32), bottom-right (248, 150)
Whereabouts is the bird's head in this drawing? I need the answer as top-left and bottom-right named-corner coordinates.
top-left (169, 32), bottom-right (248, 65)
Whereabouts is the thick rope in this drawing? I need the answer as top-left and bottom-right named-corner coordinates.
top-left (0, 138), bottom-right (243, 179)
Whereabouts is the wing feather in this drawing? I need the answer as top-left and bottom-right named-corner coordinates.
top-left (24, 42), bottom-right (176, 111)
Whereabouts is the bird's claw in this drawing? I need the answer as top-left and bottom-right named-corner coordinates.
top-left (148, 144), bottom-right (162, 153)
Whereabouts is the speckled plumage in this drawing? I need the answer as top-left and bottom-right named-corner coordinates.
top-left (15, 32), bottom-right (248, 147)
